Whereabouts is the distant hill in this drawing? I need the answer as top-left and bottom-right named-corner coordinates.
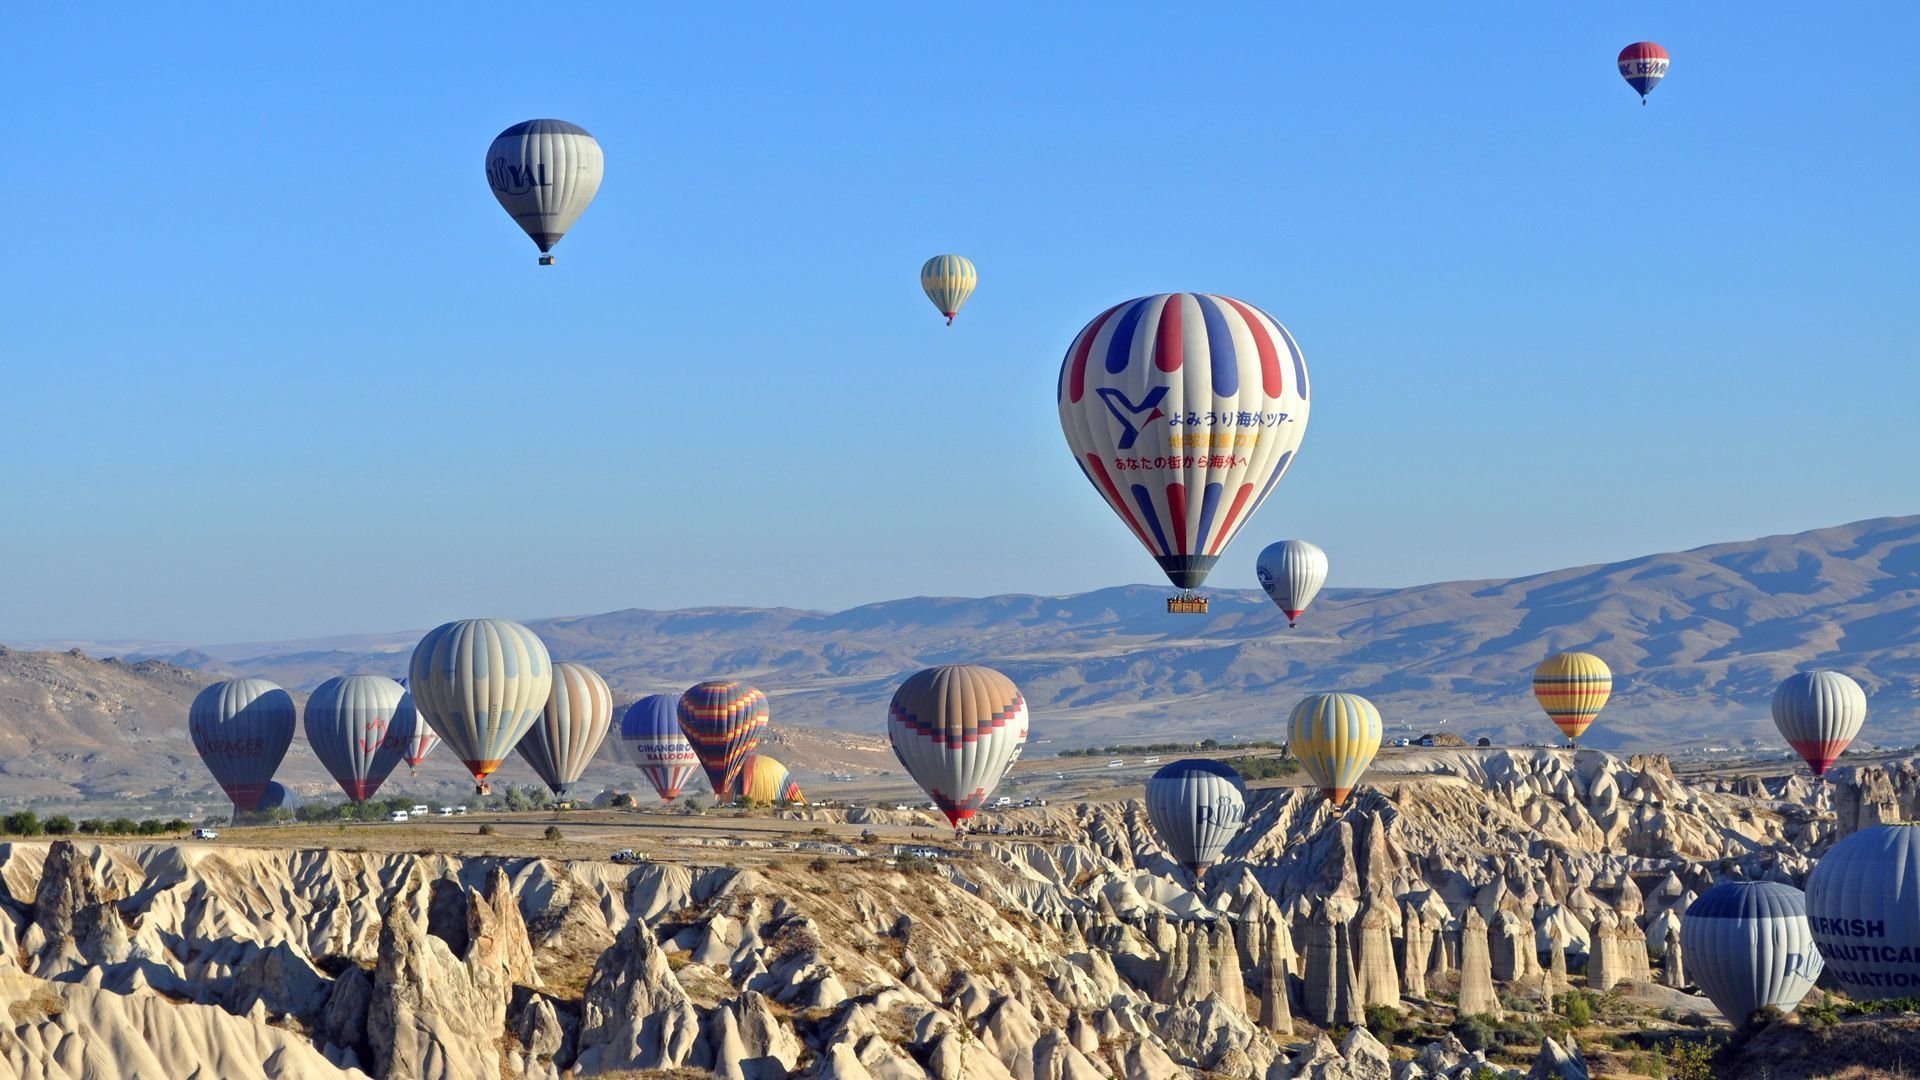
top-left (9, 514), bottom-right (1920, 809)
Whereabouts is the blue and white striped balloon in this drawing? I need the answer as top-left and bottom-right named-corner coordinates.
top-left (408, 619), bottom-right (553, 793)
top-left (486, 119), bottom-right (604, 264)
top-left (517, 661), bottom-right (614, 800)
top-left (1145, 759), bottom-right (1247, 877)
top-left (1682, 882), bottom-right (1824, 1027)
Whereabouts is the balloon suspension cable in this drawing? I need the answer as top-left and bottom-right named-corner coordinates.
top-left (946, 314), bottom-right (954, 326)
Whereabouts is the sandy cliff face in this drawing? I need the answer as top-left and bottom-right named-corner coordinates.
top-left (0, 748), bottom-right (1864, 1079)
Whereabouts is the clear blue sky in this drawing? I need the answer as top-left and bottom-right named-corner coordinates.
top-left (3, 4), bottom-right (1916, 643)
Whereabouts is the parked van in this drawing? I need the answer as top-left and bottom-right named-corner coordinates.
top-left (192, 828), bottom-right (219, 840)
top-left (410, 805), bottom-right (430, 817)
top-left (388, 810), bottom-right (410, 823)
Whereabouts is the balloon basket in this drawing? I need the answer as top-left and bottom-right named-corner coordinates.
top-left (1167, 593), bottom-right (1210, 615)
top-left (538, 255), bottom-right (555, 266)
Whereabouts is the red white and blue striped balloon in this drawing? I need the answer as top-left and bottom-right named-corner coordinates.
top-left (619, 694), bottom-right (701, 802)
top-left (1057, 293), bottom-right (1311, 590)
top-left (1618, 42), bottom-right (1670, 101)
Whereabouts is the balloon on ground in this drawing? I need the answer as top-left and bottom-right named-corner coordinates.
top-left (189, 678), bottom-right (296, 813)
top-left (1807, 824), bottom-right (1920, 1000)
top-left (1056, 293), bottom-right (1311, 604)
top-left (517, 661), bottom-right (615, 800)
top-left (920, 254), bottom-right (977, 325)
top-left (1532, 652), bottom-right (1612, 746)
top-left (887, 664), bottom-right (1029, 828)
top-left (1681, 881), bottom-right (1824, 1028)
top-left (1145, 759), bottom-right (1247, 878)
top-left (408, 619), bottom-right (554, 794)
top-left (1256, 539), bottom-right (1328, 627)
top-left (1617, 42), bottom-right (1670, 103)
top-left (1288, 692), bottom-right (1382, 807)
top-left (618, 694), bottom-right (702, 801)
top-left (304, 674), bottom-right (407, 802)
top-left (735, 753), bottom-right (804, 804)
top-left (678, 681), bottom-right (770, 796)
top-left (1772, 671), bottom-right (1867, 777)
top-left (485, 119), bottom-right (604, 265)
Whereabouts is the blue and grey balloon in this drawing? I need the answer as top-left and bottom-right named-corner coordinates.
top-left (1681, 882), bottom-right (1824, 1028)
top-left (1144, 759), bottom-right (1248, 879)
top-left (1807, 824), bottom-right (1920, 1000)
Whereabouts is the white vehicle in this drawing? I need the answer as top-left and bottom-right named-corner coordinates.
top-left (192, 828), bottom-right (219, 840)
top-left (388, 810), bottom-right (410, 823)
top-left (1143, 756), bottom-right (1161, 765)
top-left (1392, 737), bottom-right (1411, 748)
top-left (893, 803), bottom-right (913, 811)
top-left (1107, 760), bottom-right (1123, 769)
top-left (410, 805), bottom-right (430, 817)
top-left (994, 796), bottom-right (1012, 807)
top-left (438, 807), bottom-right (456, 816)
top-left (453, 806), bottom-right (469, 815)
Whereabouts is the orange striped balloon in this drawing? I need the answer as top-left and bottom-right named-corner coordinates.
top-left (1532, 652), bottom-right (1612, 744)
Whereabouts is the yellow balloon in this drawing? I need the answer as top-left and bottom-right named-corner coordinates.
top-left (920, 254), bottom-right (977, 325)
top-left (1288, 692), bottom-right (1382, 807)
top-left (1532, 652), bottom-right (1612, 744)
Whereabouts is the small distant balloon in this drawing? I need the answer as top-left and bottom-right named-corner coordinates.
top-left (619, 694), bottom-right (702, 802)
top-left (304, 674), bottom-right (407, 803)
top-left (678, 681), bottom-right (770, 796)
top-left (517, 661), bottom-right (615, 800)
top-left (920, 255), bottom-right (977, 325)
top-left (1532, 652), bottom-right (1612, 746)
top-left (1617, 42), bottom-right (1670, 104)
top-left (1772, 671), bottom-right (1867, 777)
top-left (392, 679), bottom-right (440, 774)
top-left (486, 119), bottom-right (605, 265)
top-left (887, 665), bottom-right (1029, 828)
top-left (1256, 539), bottom-right (1328, 627)
top-left (1288, 692), bottom-right (1382, 807)
top-left (735, 753), bottom-right (804, 804)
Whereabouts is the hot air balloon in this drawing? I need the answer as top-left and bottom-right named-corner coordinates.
top-left (1145, 759), bottom-right (1247, 879)
top-left (390, 681), bottom-right (441, 775)
top-left (887, 665), bottom-right (1029, 829)
top-left (1532, 652), bottom-right (1612, 747)
top-left (677, 681), bottom-right (769, 796)
top-left (1682, 882), bottom-right (1824, 1028)
top-left (258, 780), bottom-right (299, 812)
top-left (517, 661), bottom-right (615, 800)
top-left (1772, 671), bottom-right (1867, 777)
top-left (189, 678), bottom-right (296, 812)
top-left (1617, 42), bottom-right (1670, 104)
top-left (618, 694), bottom-right (702, 802)
top-left (920, 255), bottom-right (977, 325)
top-left (1057, 293), bottom-right (1311, 613)
top-left (408, 619), bottom-right (553, 794)
top-left (735, 753), bottom-right (805, 804)
top-left (1256, 539), bottom-right (1328, 627)
top-left (1288, 692), bottom-right (1382, 807)
top-left (305, 674), bottom-right (407, 802)
top-left (1806, 824), bottom-right (1920, 1000)
top-left (485, 119), bottom-right (604, 265)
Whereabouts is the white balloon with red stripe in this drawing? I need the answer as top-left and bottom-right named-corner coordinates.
top-left (887, 665), bottom-right (1029, 828)
top-left (1057, 293), bottom-right (1310, 593)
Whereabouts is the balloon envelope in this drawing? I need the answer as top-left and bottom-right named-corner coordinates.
top-left (1145, 759), bottom-right (1247, 876)
top-left (408, 619), bottom-right (554, 791)
top-left (485, 119), bottom-right (604, 256)
top-left (304, 674), bottom-right (407, 802)
top-left (887, 665), bottom-right (1029, 828)
top-left (735, 753), bottom-right (804, 804)
top-left (1057, 293), bottom-right (1311, 591)
top-left (1288, 692), bottom-right (1381, 807)
top-left (1532, 652), bottom-right (1612, 743)
top-left (920, 254), bottom-right (978, 324)
top-left (1681, 882), bottom-right (1824, 1028)
top-left (189, 678), bottom-right (296, 812)
top-left (391, 684), bottom-right (440, 772)
top-left (1772, 671), bottom-right (1867, 777)
top-left (619, 694), bottom-right (702, 801)
top-left (1618, 42), bottom-right (1670, 100)
top-left (1807, 824), bottom-right (1920, 1000)
top-left (258, 780), bottom-right (299, 812)
top-left (677, 681), bottom-right (770, 796)
top-left (517, 661), bottom-right (615, 799)
top-left (1256, 539), bottom-right (1328, 627)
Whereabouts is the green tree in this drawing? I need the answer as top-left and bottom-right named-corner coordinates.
top-left (543, 825), bottom-right (564, 841)
top-left (3, 812), bottom-right (43, 836)
top-left (44, 816), bottom-right (75, 836)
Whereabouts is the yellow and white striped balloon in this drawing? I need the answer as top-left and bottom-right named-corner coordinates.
top-left (920, 254), bottom-right (977, 325)
top-left (1288, 692), bottom-right (1382, 807)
